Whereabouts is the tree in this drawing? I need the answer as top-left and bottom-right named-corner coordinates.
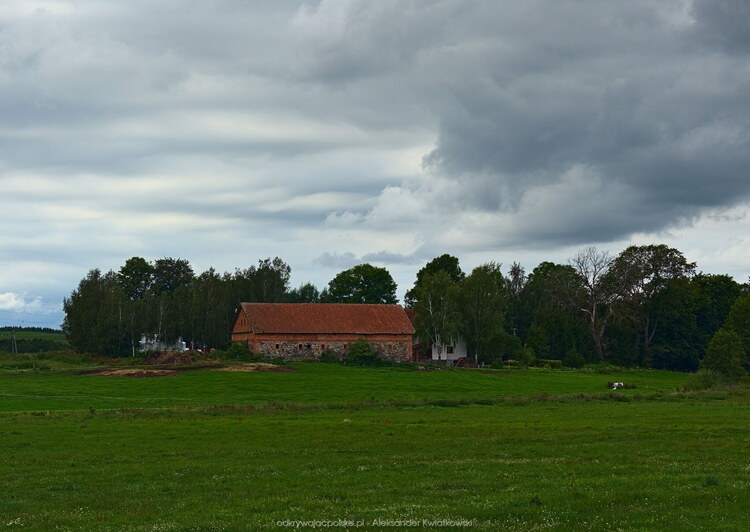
top-left (63, 269), bottom-right (129, 355)
top-left (722, 294), bottom-right (750, 371)
top-left (700, 329), bottom-right (746, 379)
top-left (694, 274), bottom-right (743, 349)
top-left (412, 271), bottom-right (461, 361)
top-left (609, 244), bottom-right (696, 364)
top-left (404, 254), bottom-right (464, 307)
top-left (458, 262), bottom-right (507, 363)
top-left (117, 257), bottom-right (154, 300)
top-left (254, 257), bottom-right (291, 302)
top-left (519, 262), bottom-right (591, 360)
top-left (505, 262), bottom-right (527, 338)
top-left (286, 282), bottom-right (320, 303)
top-left (570, 247), bottom-right (617, 360)
top-left (324, 264), bottom-right (398, 304)
top-left (152, 258), bottom-right (194, 295)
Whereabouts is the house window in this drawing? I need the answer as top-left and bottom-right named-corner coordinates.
top-left (447, 346), bottom-right (454, 354)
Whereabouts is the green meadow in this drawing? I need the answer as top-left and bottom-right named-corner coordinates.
top-left (1, 363), bottom-right (748, 530)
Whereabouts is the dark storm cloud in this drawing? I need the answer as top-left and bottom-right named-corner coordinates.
top-left (409, 0), bottom-right (750, 244)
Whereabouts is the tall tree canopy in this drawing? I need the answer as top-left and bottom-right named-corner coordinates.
top-left (404, 254), bottom-right (464, 307)
top-left (458, 262), bottom-right (507, 362)
top-left (412, 271), bottom-right (461, 360)
top-left (324, 263), bottom-right (398, 304)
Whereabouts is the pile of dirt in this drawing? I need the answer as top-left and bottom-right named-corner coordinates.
top-left (89, 368), bottom-right (177, 378)
top-left (214, 363), bottom-right (296, 373)
top-left (144, 350), bottom-right (196, 366)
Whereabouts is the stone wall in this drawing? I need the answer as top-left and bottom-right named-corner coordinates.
top-left (256, 339), bottom-right (411, 363)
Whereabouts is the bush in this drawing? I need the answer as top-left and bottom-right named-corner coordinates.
top-left (681, 369), bottom-right (733, 391)
top-left (345, 340), bottom-right (382, 366)
top-left (537, 359), bottom-right (563, 369)
top-left (319, 349), bottom-right (340, 363)
top-left (701, 329), bottom-right (746, 380)
top-left (563, 348), bottom-right (585, 369)
top-left (517, 346), bottom-right (536, 367)
top-left (214, 342), bottom-right (262, 362)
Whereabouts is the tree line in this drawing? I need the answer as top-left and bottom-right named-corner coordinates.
top-left (62, 245), bottom-right (749, 374)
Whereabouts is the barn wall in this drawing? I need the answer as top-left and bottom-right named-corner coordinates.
top-left (239, 333), bottom-right (412, 362)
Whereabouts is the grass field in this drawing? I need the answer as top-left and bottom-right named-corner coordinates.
top-left (1, 362), bottom-right (748, 530)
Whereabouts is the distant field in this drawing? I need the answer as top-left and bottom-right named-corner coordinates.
top-left (0, 330), bottom-right (66, 341)
top-left (0, 329), bottom-right (70, 354)
top-left (0, 363), bottom-right (687, 412)
top-left (0, 364), bottom-right (748, 530)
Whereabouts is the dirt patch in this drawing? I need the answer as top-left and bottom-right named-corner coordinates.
top-left (213, 363), bottom-right (296, 373)
top-left (88, 369), bottom-right (178, 378)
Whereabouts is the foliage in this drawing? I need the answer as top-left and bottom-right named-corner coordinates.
top-left (213, 342), bottom-right (260, 362)
top-left (64, 257), bottom-right (293, 356)
top-left (286, 282), bottom-right (321, 303)
top-left (404, 254), bottom-right (464, 307)
top-left (319, 349), bottom-right (340, 363)
top-left (700, 329), bottom-right (746, 379)
top-left (117, 256), bottom-right (154, 300)
top-left (323, 264), bottom-right (398, 304)
top-left (525, 323), bottom-right (550, 360)
top-left (345, 339), bottom-right (382, 366)
top-left (609, 244), bottom-right (696, 364)
top-left (681, 369), bottom-right (733, 391)
top-left (412, 271), bottom-right (461, 360)
top-left (517, 346), bottom-right (536, 367)
top-left (570, 247), bottom-right (617, 361)
top-left (563, 348), bottom-right (586, 369)
top-left (458, 262), bottom-right (507, 363)
top-left (537, 358), bottom-right (563, 369)
top-left (722, 294), bottom-right (750, 369)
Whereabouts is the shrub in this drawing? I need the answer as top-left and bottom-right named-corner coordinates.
top-left (681, 370), bottom-right (732, 391)
top-left (563, 348), bottom-right (585, 369)
top-left (517, 346), bottom-right (536, 367)
top-left (319, 349), bottom-right (340, 363)
top-left (214, 342), bottom-right (262, 362)
top-left (345, 340), bottom-right (381, 366)
top-left (701, 329), bottom-right (746, 380)
top-left (537, 359), bottom-right (563, 369)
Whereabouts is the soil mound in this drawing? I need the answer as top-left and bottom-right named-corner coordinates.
top-left (214, 363), bottom-right (296, 373)
top-left (144, 350), bottom-right (196, 366)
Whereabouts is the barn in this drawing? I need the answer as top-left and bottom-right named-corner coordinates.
top-left (231, 303), bottom-right (415, 362)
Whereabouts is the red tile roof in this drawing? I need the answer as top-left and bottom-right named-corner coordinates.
top-left (238, 303), bottom-right (415, 335)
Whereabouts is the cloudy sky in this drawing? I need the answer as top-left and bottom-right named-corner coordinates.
top-left (1, 0), bottom-right (749, 328)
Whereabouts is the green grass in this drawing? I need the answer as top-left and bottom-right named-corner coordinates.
top-left (0, 331), bottom-right (66, 341)
top-left (0, 363), bottom-right (686, 412)
top-left (0, 364), bottom-right (747, 530)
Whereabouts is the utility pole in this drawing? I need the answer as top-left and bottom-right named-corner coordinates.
top-left (11, 328), bottom-right (18, 355)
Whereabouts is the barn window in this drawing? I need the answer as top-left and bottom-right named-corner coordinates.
top-left (305, 343), bottom-right (312, 350)
top-left (321, 344), bottom-right (326, 350)
top-left (275, 344), bottom-right (280, 350)
top-left (298, 344), bottom-right (303, 351)
top-left (343, 343), bottom-right (348, 350)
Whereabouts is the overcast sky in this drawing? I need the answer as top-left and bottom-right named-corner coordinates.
top-left (2, 0), bottom-right (749, 328)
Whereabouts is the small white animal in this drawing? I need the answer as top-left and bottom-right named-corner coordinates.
top-left (612, 381), bottom-right (624, 389)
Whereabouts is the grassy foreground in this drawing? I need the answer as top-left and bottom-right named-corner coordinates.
top-left (1, 364), bottom-right (748, 530)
